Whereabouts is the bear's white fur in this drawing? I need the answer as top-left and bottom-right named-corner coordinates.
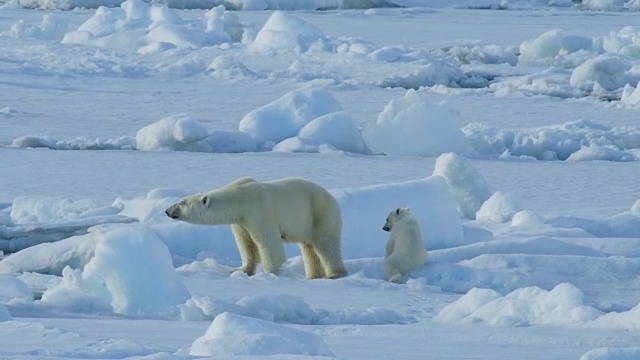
top-left (382, 207), bottom-right (428, 283)
top-left (165, 177), bottom-right (347, 279)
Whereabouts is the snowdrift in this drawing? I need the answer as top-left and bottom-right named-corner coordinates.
top-left (189, 312), bottom-right (334, 357)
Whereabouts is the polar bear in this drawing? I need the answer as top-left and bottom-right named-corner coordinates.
top-left (165, 177), bottom-right (347, 279)
top-left (382, 207), bottom-right (428, 283)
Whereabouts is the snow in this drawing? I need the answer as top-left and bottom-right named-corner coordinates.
top-left (189, 312), bottom-right (335, 357)
top-left (3, 3), bottom-right (640, 360)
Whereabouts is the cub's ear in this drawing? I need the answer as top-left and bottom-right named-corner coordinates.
top-left (201, 195), bottom-right (210, 206)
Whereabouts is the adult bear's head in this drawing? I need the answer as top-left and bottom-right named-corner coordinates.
top-left (165, 186), bottom-right (249, 226)
top-left (165, 193), bottom-right (214, 225)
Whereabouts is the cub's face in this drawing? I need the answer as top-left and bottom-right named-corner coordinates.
top-left (165, 193), bottom-right (212, 225)
top-left (382, 207), bottom-right (410, 232)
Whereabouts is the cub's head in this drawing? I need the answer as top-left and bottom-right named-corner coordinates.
top-left (382, 207), bottom-right (411, 232)
top-left (165, 193), bottom-right (212, 225)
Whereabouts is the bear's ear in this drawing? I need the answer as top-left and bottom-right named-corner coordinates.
top-left (395, 207), bottom-right (401, 216)
top-left (403, 207), bottom-right (411, 212)
top-left (201, 195), bottom-right (210, 207)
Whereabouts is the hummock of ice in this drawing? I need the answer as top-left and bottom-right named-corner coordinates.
top-left (475, 191), bottom-right (520, 223)
top-left (251, 10), bottom-right (326, 53)
top-left (189, 312), bottom-right (335, 357)
top-left (364, 89), bottom-right (468, 157)
top-left (580, 347), bottom-right (640, 360)
top-left (433, 153), bottom-right (492, 220)
top-left (238, 87), bottom-right (342, 145)
top-left (437, 282), bottom-right (640, 331)
top-left (60, 0), bottom-right (240, 52)
top-left (0, 275), bottom-right (33, 303)
top-left (39, 226), bottom-right (190, 317)
top-left (135, 114), bottom-right (211, 152)
top-left (435, 283), bottom-right (601, 327)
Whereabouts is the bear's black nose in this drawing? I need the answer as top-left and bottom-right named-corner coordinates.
top-left (165, 208), bottom-right (178, 219)
top-left (382, 226), bottom-right (390, 232)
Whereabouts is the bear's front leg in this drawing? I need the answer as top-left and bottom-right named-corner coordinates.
top-left (231, 224), bottom-right (259, 276)
top-left (247, 225), bottom-right (286, 275)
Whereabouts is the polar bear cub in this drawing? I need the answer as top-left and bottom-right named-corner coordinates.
top-left (382, 207), bottom-right (428, 283)
top-left (165, 177), bottom-right (347, 280)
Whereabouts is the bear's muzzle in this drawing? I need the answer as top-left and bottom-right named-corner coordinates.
top-left (165, 206), bottom-right (179, 219)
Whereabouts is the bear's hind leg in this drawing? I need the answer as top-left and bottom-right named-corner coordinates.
top-left (300, 243), bottom-right (325, 279)
top-left (312, 240), bottom-right (347, 279)
top-left (383, 256), bottom-right (404, 284)
top-left (231, 224), bottom-right (259, 276)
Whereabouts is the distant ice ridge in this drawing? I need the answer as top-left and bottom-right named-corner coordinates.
top-left (12, 88), bottom-right (640, 162)
top-left (463, 119), bottom-right (640, 161)
top-left (437, 282), bottom-right (640, 331)
top-left (517, 28), bottom-right (640, 91)
top-left (0, 0), bottom-right (580, 10)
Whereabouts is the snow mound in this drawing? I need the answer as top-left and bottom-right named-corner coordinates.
top-left (135, 114), bottom-right (210, 151)
top-left (295, 111), bottom-right (370, 154)
top-left (207, 55), bottom-right (256, 79)
top-left (251, 11), bottom-right (326, 53)
top-left (8, 14), bottom-right (69, 41)
top-left (189, 312), bottom-right (335, 357)
top-left (436, 283), bottom-right (601, 327)
top-left (0, 275), bottom-right (33, 303)
top-left (569, 55), bottom-right (632, 91)
top-left (40, 226), bottom-right (190, 317)
top-left (580, 348), bottom-right (640, 360)
top-left (364, 89), bottom-right (468, 156)
top-left (272, 137), bottom-right (338, 153)
top-left (475, 191), bottom-right (520, 223)
top-left (238, 87), bottom-right (343, 146)
top-left (333, 175), bottom-right (464, 254)
top-left (519, 29), bottom-right (573, 60)
top-left (61, 0), bottom-right (239, 51)
top-left (433, 153), bottom-right (492, 219)
top-left (621, 83), bottom-right (640, 107)
top-left (463, 119), bottom-right (640, 161)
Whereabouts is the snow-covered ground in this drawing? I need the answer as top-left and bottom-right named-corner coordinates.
top-left (2, 2), bottom-right (640, 359)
